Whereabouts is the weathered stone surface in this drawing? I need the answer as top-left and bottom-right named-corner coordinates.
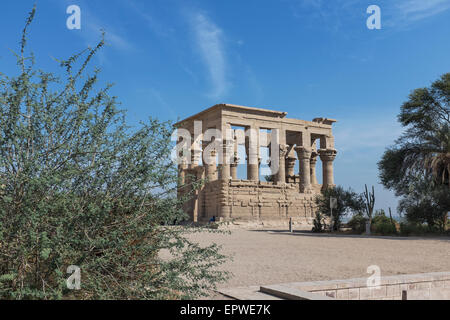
top-left (176, 104), bottom-right (337, 223)
top-left (218, 286), bottom-right (282, 300)
top-left (222, 272), bottom-right (450, 300)
top-left (260, 284), bottom-right (335, 300)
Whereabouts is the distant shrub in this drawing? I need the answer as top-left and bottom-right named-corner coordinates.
top-left (372, 211), bottom-right (391, 225)
top-left (371, 210), bottom-right (397, 235)
top-left (373, 221), bottom-right (397, 235)
top-left (347, 214), bottom-right (367, 234)
top-left (312, 212), bottom-right (324, 233)
top-left (399, 223), bottom-right (428, 236)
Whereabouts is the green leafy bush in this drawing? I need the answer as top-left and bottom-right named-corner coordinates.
top-left (399, 223), bottom-right (428, 236)
top-left (312, 212), bottom-right (324, 233)
top-left (372, 211), bottom-right (391, 225)
top-left (347, 214), bottom-right (367, 234)
top-left (371, 210), bottom-right (397, 235)
top-left (373, 221), bottom-right (397, 235)
top-left (315, 186), bottom-right (364, 231)
top-left (0, 7), bottom-right (229, 300)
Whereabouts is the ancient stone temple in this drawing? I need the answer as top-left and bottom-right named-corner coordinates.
top-left (175, 104), bottom-right (337, 225)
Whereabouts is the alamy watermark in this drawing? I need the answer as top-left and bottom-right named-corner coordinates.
top-left (366, 265), bottom-right (381, 289)
top-left (66, 5), bottom-right (81, 30)
top-left (66, 265), bottom-right (81, 290)
top-left (367, 5), bottom-right (381, 30)
top-left (171, 120), bottom-right (283, 174)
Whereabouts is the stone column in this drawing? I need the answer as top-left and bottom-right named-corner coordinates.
top-left (230, 134), bottom-right (239, 179)
top-left (285, 154), bottom-right (296, 182)
top-left (220, 139), bottom-right (232, 181)
top-left (230, 160), bottom-right (238, 179)
top-left (203, 140), bottom-right (217, 181)
top-left (319, 148), bottom-right (337, 190)
top-left (178, 161), bottom-right (188, 187)
top-left (310, 150), bottom-right (318, 185)
top-left (246, 126), bottom-right (259, 181)
top-left (193, 166), bottom-right (205, 222)
top-left (206, 151), bottom-right (217, 181)
top-left (295, 146), bottom-right (313, 193)
top-left (276, 144), bottom-right (288, 184)
top-left (191, 137), bottom-right (202, 169)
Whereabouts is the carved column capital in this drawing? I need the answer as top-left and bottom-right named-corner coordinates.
top-left (279, 144), bottom-right (289, 158)
top-left (318, 148), bottom-right (337, 162)
top-left (193, 165), bottom-right (204, 178)
top-left (294, 146), bottom-right (312, 160)
top-left (286, 156), bottom-right (296, 166)
top-left (230, 154), bottom-right (240, 167)
top-left (310, 150), bottom-right (318, 165)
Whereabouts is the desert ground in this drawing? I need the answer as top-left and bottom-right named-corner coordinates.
top-left (189, 227), bottom-right (450, 299)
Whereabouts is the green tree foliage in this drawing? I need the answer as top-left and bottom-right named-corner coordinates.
top-left (397, 178), bottom-right (449, 231)
top-left (314, 186), bottom-right (364, 231)
top-left (0, 7), bottom-right (229, 299)
top-left (378, 73), bottom-right (450, 229)
top-left (346, 214), bottom-right (367, 234)
top-left (371, 210), bottom-right (397, 235)
top-left (311, 211), bottom-right (324, 233)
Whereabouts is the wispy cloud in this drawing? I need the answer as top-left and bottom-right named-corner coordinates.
top-left (290, 0), bottom-right (450, 30)
top-left (189, 12), bottom-right (229, 100)
top-left (60, 0), bottom-right (134, 53)
top-left (334, 113), bottom-right (402, 156)
top-left (393, 0), bottom-right (450, 24)
top-left (83, 14), bottom-right (134, 52)
top-left (290, 0), bottom-right (360, 31)
top-left (124, 1), bottom-right (174, 38)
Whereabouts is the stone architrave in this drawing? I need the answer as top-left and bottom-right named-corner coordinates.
top-left (175, 104), bottom-right (337, 223)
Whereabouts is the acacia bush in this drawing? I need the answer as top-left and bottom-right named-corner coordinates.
top-left (314, 186), bottom-right (364, 231)
top-left (0, 7), bottom-right (228, 299)
top-left (399, 222), bottom-right (429, 236)
top-left (346, 214), bottom-right (367, 234)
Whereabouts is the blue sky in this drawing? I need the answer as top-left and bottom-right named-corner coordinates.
top-left (1, 0), bottom-right (450, 215)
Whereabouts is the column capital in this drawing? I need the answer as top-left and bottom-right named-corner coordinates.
top-left (279, 144), bottom-right (289, 158)
top-left (230, 154), bottom-right (239, 167)
top-left (310, 150), bottom-right (318, 165)
top-left (318, 148), bottom-right (337, 162)
top-left (193, 165), bottom-right (204, 177)
top-left (294, 146), bottom-right (312, 160)
top-left (286, 156), bottom-right (296, 165)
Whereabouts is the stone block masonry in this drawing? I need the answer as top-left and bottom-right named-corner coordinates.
top-left (176, 104), bottom-right (337, 223)
top-left (221, 272), bottom-right (450, 300)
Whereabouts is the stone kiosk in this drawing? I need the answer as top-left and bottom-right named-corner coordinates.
top-left (176, 104), bottom-right (337, 226)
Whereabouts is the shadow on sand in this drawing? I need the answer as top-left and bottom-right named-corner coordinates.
top-left (248, 229), bottom-right (450, 242)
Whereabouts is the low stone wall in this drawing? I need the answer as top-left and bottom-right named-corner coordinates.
top-left (197, 179), bottom-right (320, 224)
top-left (260, 272), bottom-right (450, 300)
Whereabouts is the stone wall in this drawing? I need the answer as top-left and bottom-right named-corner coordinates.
top-left (259, 272), bottom-right (450, 300)
top-left (197, 179), bottom-right (321, 225)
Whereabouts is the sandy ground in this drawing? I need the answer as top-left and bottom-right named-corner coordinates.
top-left (189, 228), bottom-right (450, 299)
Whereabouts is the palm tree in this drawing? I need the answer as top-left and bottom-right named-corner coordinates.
top-left (399, 73), bottom-right (450, 187)
top-left (379, 73), bottom-right (450, 228)
top-left (426, 126), bottom-right (450, 187)
top-left (408, 125), bottom-right (450, 188)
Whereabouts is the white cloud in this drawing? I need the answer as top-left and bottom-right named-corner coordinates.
top-left (291, 0), bottom-right (450, 29)
top-left (59, 0), bottom-right (134, 53)
top-left (125, 1), bottom-right (174, 38)
top-left (334, 113), bottom-right (402, 153)
top-left (394, 0), bottom-right (450, 22)
top-left (189, 12), bottom-right (229, 100)
top-left (84, 19), bottom-right (134, 53)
